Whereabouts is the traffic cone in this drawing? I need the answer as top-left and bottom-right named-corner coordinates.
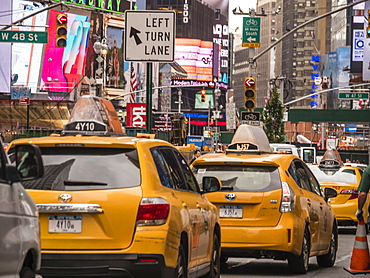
top-left (344, 219), bottom-right (370, 275)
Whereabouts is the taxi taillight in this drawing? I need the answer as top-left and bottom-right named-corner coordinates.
top-left (280, 182), bottom-right (295, 212)
top-left (136, 197), bottom-right (170, 226)
top-left (340, 189), bottom-right (358, 200)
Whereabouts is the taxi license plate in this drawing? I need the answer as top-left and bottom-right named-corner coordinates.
top-left (48, 215), bottom-right (82, 233)
top-left (219, 205), bottom-right (243, 218)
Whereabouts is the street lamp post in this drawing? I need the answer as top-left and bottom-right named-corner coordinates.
top-left (93, 39), bottom-right (108, 97)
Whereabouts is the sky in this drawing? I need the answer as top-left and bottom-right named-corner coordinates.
top-left (228, 0), bottom-right (256, 33)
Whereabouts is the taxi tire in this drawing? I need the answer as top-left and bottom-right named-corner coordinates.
top-left (316, 226), bottom-right (337, 267)
top-left (287, 228), bottom-right (310, 274)
top-left (20, 266), bottom-right (35, 278)
top-left (203, 235), bottom-right (221, 278)
top-left (177, 244), bottom-right (188, 278)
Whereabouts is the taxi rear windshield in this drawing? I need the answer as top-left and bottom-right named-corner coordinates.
top-left (309, 167), bottom-right (357, 183)
top-left (19, 147), bottom-right (140, 191)
top-left (193, 165), bottom-right (281, 192)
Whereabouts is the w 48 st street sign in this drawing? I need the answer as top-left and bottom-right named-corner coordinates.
top-left (242, 17), bottom-right (260, 48)
top-left (0, 30), bottom-right (47, 43)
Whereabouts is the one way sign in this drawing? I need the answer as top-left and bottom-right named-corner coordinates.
top-left (125, 10), bottom-right (176, 62)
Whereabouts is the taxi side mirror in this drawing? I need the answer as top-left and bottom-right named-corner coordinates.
top-left (324, 187), bottom-right (337, 201)
top-left (202, 176), bottom-right (222, 193)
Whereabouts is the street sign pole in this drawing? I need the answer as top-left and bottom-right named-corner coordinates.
top-left (146, 63), bottom-right (153, 133)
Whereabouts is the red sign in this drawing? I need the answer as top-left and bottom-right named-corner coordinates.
top-left (19, 97), bottom-right (30, 105)
top-left (244, 78), bottom-right (255, 87)
top-left (126, 103), bottom-right (146, 127)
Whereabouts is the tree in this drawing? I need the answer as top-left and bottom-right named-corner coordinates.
top-left (261, 87), bottom-right (285, 143)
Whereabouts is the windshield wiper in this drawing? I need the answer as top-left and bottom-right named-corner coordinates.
top-left (64, 180), bottom-right (108, 186)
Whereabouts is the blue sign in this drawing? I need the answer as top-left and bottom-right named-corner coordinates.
top-left (187, 135), bottom-right (213, 148)
top-left (11, 86), bottom-right (31, 99)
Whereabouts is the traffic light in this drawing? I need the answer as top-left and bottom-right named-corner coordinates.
top-left (56, 13), bottom-right (68, 47)
top-left (200, 90), bottom-right (206, 102)
top-left (244, 76), bottom-right (256, 110)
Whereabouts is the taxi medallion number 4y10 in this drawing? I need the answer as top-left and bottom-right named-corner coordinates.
top-left (49, 215), bottom-right (82, 233)
top-left (219, 205), bottom-right (243, 218)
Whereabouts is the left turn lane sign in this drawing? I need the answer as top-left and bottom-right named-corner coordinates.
top-left (125, 10), bottom-right (176, 62)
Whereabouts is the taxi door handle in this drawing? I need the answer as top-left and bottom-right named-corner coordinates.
top-left (320, 203), bottom-right (324, 209)
top-left (182, 202), bottom-right (188, 209)
top-left (307, 199), bottom-right (311, 206)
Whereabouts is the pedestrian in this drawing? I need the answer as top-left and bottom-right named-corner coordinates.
top-left (356, 165), bottom-right (370, 221)
top-left (190, 149), bottom-right (201, 164)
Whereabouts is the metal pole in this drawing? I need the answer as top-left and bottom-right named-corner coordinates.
top-left (146, 62), bottom-right (153, 133)
top-left (251, 0), bottom-right (368, 63)
top-left (178, 89), bottom-right (182, 113)
top-left (280, 77), bottom-right (284, 104)
top-left (248, 9), bottom-right (256, 77)
top-left (208, 100), bottom-right (211, 132)
top-left (26, 103), bottom-right (30, 134)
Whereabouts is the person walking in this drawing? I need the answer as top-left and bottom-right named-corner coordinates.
top-left (190, 150), bottom-right (201, 164)
top-left (356, 165), bottom-right (370, 221)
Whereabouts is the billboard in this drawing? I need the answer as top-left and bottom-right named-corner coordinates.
top-left (106, 26), bottom-right (126, 89)
top-left (175, 39), bottom-right (214, 81)
top-left (126, 103), bottom-right (146, 127)
top-left (11, 0), bottom-right (48, 94)
top-left (40, 10), bottom-right (90, 93)
top-left (194, 89), bottom-right (215, 109)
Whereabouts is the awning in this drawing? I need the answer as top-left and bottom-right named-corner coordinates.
top-left (0, 103), bottom-right (70, 130)
top-left (160, 61), bottom-right (188, 79)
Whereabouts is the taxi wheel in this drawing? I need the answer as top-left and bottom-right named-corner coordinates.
top-left (288, 228), bottom-right (310, 274)
top-left (203, 235), bottom-right (221, 278)
top-left (176, 244), bottom-right (188, 278)
top-left (317, 226), bottom-right (337, 267)
top-left (20, 266), bottom-right (35, 278)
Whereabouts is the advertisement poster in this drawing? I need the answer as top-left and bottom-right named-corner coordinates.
top-left (40, 10), bottom-right (90, 93)
top-left (12, 0), bottom-right (47, 94)
top-left (106, 26), bottom-right (126, 89)
top-left (126, 103), bottom-right (146, 127)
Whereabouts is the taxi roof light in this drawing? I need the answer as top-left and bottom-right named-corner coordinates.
top-left (319, 149), bottom-right (343, 168)
top-left (226, 124), bottom-right (271, 153)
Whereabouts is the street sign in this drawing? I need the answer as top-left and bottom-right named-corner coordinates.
top-left (240, 111), bottom-right (260, 126)
top-left (125, 10), bottom-right (176, 62)
top-left (314, 76), bottom-right (322, 85)
top-left (226, 103), bottom-right (236, 130)
top-left (242, 17), bottom-right (261, 48)
top-left (19, 97), bottom-right (30, 105)
top-left (0, 31), bottom-right (47, 43)
top-left (338, 92), bottom-right (369, 99)
top-left (244, 78), bottom-right (255, 87)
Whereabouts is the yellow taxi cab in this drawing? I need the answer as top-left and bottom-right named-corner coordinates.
top-left (7, 95), bottom-right (222, 278)
top-left (191, 124), bottom-right (338, 274)
top-left (308, 149), bottom-right (369, 230)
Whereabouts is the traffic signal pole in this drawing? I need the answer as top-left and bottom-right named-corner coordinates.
top-left (251, 0), bottom-right (368, 67)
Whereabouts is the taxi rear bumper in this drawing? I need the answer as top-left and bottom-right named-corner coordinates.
top-left (220, 224), bottom-right (300, 258)
top-left (37, 253), bottom-right (175, 277)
